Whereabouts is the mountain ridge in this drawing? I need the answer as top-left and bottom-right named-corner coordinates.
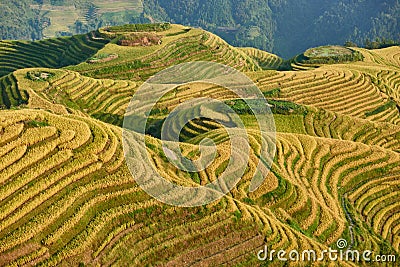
top-left (1, 0), bottom-right (399, 58)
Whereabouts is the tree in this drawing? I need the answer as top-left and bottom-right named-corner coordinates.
top-left (344, 41), bottom-right (357, 47)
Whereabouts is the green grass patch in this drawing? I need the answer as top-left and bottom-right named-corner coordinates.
top-left (259, 169), bottom-right (288, 205)
top-left (225, 99), bottom-right (272, 115)
top-left (262, 87), bottom-right (280, 98)
top-left (26, 120), bottom-right (50, 128)
top-left (286, 218), bottom-right (308, 237)
top-left (92, 113), bottom-right (124, 127)
top-left (215, 159), bottom-right (229, 178)
top-left (273, 114), bottom-right (306, 134)
top-left (232, 210), bottom-right (242, 221)
top-left (365, 100), bottom-right (397, 117)
top-left (242, 197), bottom-right (255, 205)
top-left (269, 100), bottom-right (308, 115)
top-left (189, 172), bottom-right (201, 184)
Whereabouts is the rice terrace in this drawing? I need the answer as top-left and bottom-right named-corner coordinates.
top-left (0, 10), bottom-right (400, 267)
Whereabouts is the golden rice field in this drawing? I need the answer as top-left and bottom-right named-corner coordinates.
top-left (0, 24), bottom-right (399, 266)
top-left (251, 64), bottom-right (400, 125)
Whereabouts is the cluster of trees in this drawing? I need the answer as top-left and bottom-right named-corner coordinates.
top-left (364, 37), bottom-right (399, 49)
top-left (0, 1), bottom-right (47, 40)
top-left (345, 36), bottom-right (399, 49)
top-left (144, 0), bottom-right (399, 58)
top-left (299, 50), bottom-right (364, 65)
top-left (144, 0), bottom-right (276, 53)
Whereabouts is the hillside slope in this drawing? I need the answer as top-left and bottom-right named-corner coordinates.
top-left (0, 33), bottom-right (108, 78)
top-left (68, 24), bottom-right (284, 80)
top-left (0, 24), bottom-right (284, 81)
top-left (0, 28), bottom-right (399, 266)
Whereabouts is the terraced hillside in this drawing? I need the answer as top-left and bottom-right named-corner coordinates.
top-left (0, 110), bottom-right (338, 266)
top-left (68, 24), bottom-right (283, 80)
top-left (0, 74), bottom-right (29, 109)
top-left (0, 26), bottom-right (399, 266)
top-left (12, 68), bottom-right (140, 126)
top-left (249, 64), bottom-right (400, 125)
top-left (239, 47), bottom-right (284, 70)
top-left (0, 24), bottom-right (283, 81)
top-left (0, 33), bottom-right (108, 78)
